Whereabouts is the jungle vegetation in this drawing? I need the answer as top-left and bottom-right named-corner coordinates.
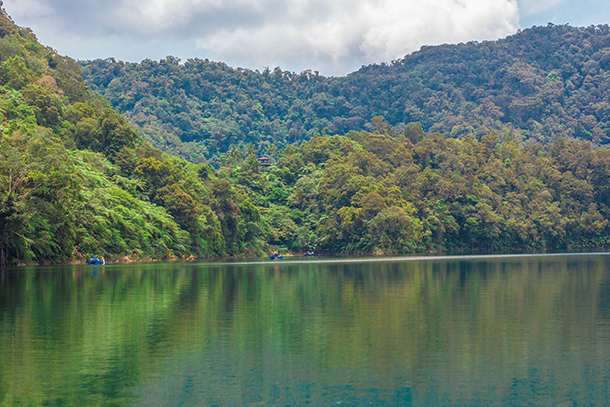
top-left (3, 6), bottom-right (610, 266)
top-left (0, 8), bottom-right (266, 266)
top-left (80, 24), bottom-right (610, 164)
top-left (226, 119), bottom-right (610, 254)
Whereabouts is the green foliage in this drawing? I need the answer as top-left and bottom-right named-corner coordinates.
top-left (221, 117), bottom-right (610, 254)
top-left (82, 24), bottom-right (610, 165)
top-left (0, 9), bottom-right (268, 265)
top-left (0, 56), bottom-right (35, 89)
top-left (7, 5), bottom-right (610, 263)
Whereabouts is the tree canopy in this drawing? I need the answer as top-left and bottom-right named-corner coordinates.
top-left (4, 6), bottom-right (610, 266)
top-left (0, 8), bottom-right (267, 266)
top-left (81, 24), bottom-right (610, 164)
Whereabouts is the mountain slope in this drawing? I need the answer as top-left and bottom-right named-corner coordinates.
top-left (6, 7), bottom-right (610, 265)
top-left (0, 8), bottom-right (267, 266)
top-left (80, 24), bottom-right (610, 164)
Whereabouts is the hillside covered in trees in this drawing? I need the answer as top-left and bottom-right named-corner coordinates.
top-left (5, 5), bottom-right (610, 267)
top-left (80, 24), bottom-right (610, 164)
top-left (228, 121), bottom-right (610, 254)
top-left (0, 8), bottom-right (267, 266)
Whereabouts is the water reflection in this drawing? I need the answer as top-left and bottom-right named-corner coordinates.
top-left (1, 254), bottom-right (610, 405)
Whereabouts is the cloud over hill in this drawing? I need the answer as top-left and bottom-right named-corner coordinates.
top-left (5, 0), bottom-right (519, 75)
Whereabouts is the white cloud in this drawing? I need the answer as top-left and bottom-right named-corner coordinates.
top-left (3, 0), bottom-right (520, 75)
top-left (200, 0), bottom-right (520, 75)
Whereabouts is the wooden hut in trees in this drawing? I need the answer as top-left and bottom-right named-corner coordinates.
top-left (257, 157), bottom-right (272, 167)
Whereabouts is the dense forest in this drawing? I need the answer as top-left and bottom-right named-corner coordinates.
top-left (80, 24), bottom-right (610, 164)
top-left (0, 8), bottom-right (267, 266)
top-left (230, 121), bottom-right (610, 254)
top-left (4, 6), bottom-right (610, 266)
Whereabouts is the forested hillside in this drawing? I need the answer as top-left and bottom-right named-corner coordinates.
top-left (5, 5), bottom-right (610, 267)
top-left (230, 120), bottom-right (610, 254)
top-left (81, 24), bottom-right (610, 164)
top-left (0, 8), bottom-right (267, 266)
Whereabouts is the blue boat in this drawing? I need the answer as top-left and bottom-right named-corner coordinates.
top-left (87, 255), bottom-right (105, 265)
top-left (270, 253), bottom-right (284, 260)
top-left (304, 252), bottom-right (316, 257)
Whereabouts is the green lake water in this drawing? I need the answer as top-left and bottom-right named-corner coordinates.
top-left (2, 253), bottom-right (610, 406)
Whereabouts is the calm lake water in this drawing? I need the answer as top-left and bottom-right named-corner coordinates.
top-left (2, 253), bottom-right (610, 406)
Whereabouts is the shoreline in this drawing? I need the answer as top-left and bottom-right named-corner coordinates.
top-left (6, 245), bottom-right (610, 268)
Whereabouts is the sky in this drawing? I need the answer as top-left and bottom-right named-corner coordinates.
top-left (3, 0), bottom-right (610, 76)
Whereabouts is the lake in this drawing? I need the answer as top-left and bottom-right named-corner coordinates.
top-left (2, 253), bottom-right (610, 406)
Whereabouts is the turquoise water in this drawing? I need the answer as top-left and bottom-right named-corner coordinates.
top-left (1, 253), bottom-right (610, 406)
